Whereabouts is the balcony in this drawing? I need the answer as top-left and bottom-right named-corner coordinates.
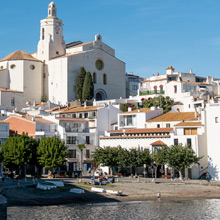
top-left (65, 128), bottom-right (89, 133)
top-left (35, 130), bottom-right (57, 136)
top-left (139, 90), bottom-right (164, 96)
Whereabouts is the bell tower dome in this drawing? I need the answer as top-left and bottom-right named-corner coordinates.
top-left (37, 1), bottom-right (66, 61)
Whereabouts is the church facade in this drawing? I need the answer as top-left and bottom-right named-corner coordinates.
top-left (0, 2), bottom-right (126, 109)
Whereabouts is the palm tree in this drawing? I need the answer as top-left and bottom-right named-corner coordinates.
top-left (77, 144), bottom-right (86, 175)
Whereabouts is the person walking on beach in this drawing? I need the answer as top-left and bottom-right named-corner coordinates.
top-left (206, 172), bottom-right (210, 183)
top-left (157, 192), bottom-right (161, 202)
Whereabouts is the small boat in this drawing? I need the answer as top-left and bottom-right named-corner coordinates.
top-left (106, 189), bottom-right (122, 195)
top-left (36, 182), bottom-right (56, 190)
top-left (91, 187), bottom-right (106, 193)
top-left (70, 188), bottom-right (85, 194)
top-left (92, 181), bottom-right (107, 186)
top-left (45, 180), bottom-right (64, 188)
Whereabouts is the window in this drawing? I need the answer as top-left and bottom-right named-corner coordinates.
top-left (160, 85), bottom-right (163, 93)
top-left (30, 65), bottom-right (35, 70)
top-left (215, 117), bottom-right (219, 123)
top-left (67, 136), bottom-right (76, 144)
top-left (166, 123), bottom-right (170, 128)
top-left (95, 59), bottom-right (104, 70)
top-left (42, 28), bottom-right (45, 40)
top-left (86, 149), bottom-right (90, 158)
top-left (154, 86), bottom-right (157, 94)
top-left (11, 97), bottom-right (15, 106)
top-left (174, 85), bottom-right (177, 93)
top-left (86, 136), bottom-right (90, 144)
top-left (10, 64), bottom-right (16, 69)
top-left (69, 149), bottom-right (76, 158)
top-left (56, 51), bottom-right (59, 55)
top-left (189, 104), bottom-right (190, 108)
top-left (132, 85), bottom-right (138, 90)
top-left (84, 113), bottom-right (88, 118)
top-left (187, 138), bottom-right (192, 148)
top-left (174, 139), bottom-right (178, 145)
top-left (184, 128), bottom-right (197, 135)
top-left (103, 74), bottom-right (107, 85)
top-left (79, 113), bottom-right (82, 118)
top-left (157, 124), bottom-right (160, 128)
top-left (93, 72), bottom-right (97, 83)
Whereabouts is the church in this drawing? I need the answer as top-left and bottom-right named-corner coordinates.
top-left (0, 2), bottom-right (126, 109)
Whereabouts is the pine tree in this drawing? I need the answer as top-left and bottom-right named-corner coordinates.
top-left (82, 71), bottom-right (94, 100)
top-left (76, 67), bottom-right (86, 100)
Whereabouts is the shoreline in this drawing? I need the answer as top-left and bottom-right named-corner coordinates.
top-left (1, 179), bottom-right (220, 207)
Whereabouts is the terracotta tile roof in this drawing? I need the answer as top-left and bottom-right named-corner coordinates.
top-left (166, 66), bottom-right (175, 70)
top-left (107, 129), bottom-right (123, 133)
top-left (60, 105), bottom-right (104, 114)
top-left (123, 108), bottom-right (152, 114)
top-left (5, 115), bottom-right (55, 124)
top-left (0, 50), bottom-right (42, 62)
top-left (100, 135), bottom-right (170, 139)
top-left (147, 112), bottom-right (197, 122)
top-left (150, 140), bottom-right (167, 146)
top-left (0, 120), bottom-right (8, 123)
top-left (125, 128), bottom-right (173, 134)
top-left (56, 118), bottom-right (88, 122)
top-left (174, 121), bottom-right (203, 127)
top-left (142, 78), bottom-right (167, 83)
top-left (0, 88), bottom-right (23, 93)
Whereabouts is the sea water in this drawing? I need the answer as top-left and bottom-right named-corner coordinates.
top-left (7, 199), bottom-right (220, 220)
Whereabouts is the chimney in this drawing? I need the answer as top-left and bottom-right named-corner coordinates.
top-left (150, 106), bottom-right (156, 111)
top-left (33, 101), bottom-right (36, 106)
top-left (84, 101), bottom-right (87, 109)
top-left (128, 107), bottom-right (132, 112)
top-left (190, 69), bottom-right (193, 74)
top-left (32, 116), bottom-right (35, 121)
top-left (177, 108), bottom-right (180, 113)
top-left (138, 108), bottom-right (140, 112)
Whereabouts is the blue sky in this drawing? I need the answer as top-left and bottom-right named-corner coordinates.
top-left (1, 0), bottom-right (220, 78)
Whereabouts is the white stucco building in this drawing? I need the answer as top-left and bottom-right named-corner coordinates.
top-left (0, 121), bottom-right (9, 176)
top-left (138, 66), bottom-right (220, 112)
top-left (0, 2), bottom-right (126, 110)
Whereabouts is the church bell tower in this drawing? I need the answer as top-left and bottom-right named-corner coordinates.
top-left (37, 2), bottom-right (66, 61)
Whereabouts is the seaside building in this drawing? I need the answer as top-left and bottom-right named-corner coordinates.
top-left (100, 108), bottom-right (207, 179)
top-left (0, 121), bottom-right (9, 176)
top-left (125, 73), bottom-right (144, 98)
top-left (204, 103), bottom-right (220, 180)
top-left (138, 66), bottom-right (220, 112)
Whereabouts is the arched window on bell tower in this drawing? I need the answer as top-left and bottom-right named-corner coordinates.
top-left (42, 28), bottom-right (45, 40)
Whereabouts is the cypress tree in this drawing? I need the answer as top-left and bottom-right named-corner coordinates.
top-left (82, 71), bottom-right (94, 100)
top-left (76, 67), bottom-right (86, 100)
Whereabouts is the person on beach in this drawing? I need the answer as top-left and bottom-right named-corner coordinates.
top-left (157, 192), bottom-right (161, 201)
top-left (206, 172), bottom-right (210, 182)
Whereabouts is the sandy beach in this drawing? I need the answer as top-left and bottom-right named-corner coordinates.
top-left (1, 178), bottom-right (220, 207)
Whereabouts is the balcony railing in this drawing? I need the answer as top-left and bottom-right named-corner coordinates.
top-left (65, 128), bottom-right (89, 133)
top-left (139, 90), bottom-right (164, 96)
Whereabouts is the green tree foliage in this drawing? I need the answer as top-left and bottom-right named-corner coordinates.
top-left (151, 146), bottom-right (169, 178)
top-left (166, 144), bottom-right (202, 179)
top-left (142, 95), bottom-right (174, 113)
top-left (92, 146), bottom-right (119, 175)
top-left (76, 67), bottom-right (86, 100)
top-left (37, 136), bottom-right (68, 177)
top-left (119, 103), bottom-right (137, 112)
top-left (82, 71), bottom-right (94, 100)
top-left (128, 149), bottom-right (152, 175)
top-left (0, 133), bottom-right (38, 175)
top-left (77, 144), bottom-right (86, 172)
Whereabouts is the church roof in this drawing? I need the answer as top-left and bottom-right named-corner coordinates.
top-left (0, 50), bottom-right (42, 62)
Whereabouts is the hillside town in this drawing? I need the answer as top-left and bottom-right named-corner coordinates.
top-left (0, 1), bottom-right (220, 183)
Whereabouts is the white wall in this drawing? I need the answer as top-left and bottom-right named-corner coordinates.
top-left (205, 104), bottom-right (220, 180)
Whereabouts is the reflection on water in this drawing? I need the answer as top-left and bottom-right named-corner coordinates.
top-left (7, 199), bottom-right (220, 220)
